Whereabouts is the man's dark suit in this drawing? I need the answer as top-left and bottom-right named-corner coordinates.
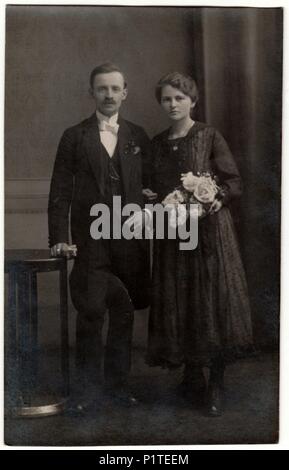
top-left (48, 113), bottom-right (151, 390)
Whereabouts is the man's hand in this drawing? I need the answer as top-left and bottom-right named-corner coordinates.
top-left (123, 210), bottom-right (149, 237)
top-left (209, 199), bottom-right (223, 214)
top-left (142, 188), bottom-right (158, 202)
top-left (50, 243), bottom-right (77, 259)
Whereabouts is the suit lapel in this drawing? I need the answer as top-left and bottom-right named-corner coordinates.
top-left (82, 114), bottom-right (107, 195)
top-left (117, 117), bottom-right (134, 199)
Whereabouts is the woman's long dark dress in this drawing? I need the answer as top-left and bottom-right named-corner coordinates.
top-left (147, 122), bottom-right (254, 368)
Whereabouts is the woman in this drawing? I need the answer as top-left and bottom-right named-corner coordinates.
top-left (146, 72), bottom-right (254, 417)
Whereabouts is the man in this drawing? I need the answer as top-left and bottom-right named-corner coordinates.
top-left (48, 63), bottom-right (156, 409)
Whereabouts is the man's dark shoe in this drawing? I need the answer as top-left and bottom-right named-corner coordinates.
top-left (65, 397), bottom-right (101, 416)
top-left (106, 387), bottom-right (139, 407)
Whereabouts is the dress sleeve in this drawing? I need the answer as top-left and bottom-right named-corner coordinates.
top-left (212, 129), bottom-right (242, 204)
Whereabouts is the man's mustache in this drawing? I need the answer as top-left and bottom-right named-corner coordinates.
top-left (104, 100), bottom-right (116, 104)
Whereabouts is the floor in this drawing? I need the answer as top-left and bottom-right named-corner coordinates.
top-left (4, 350), bottom-right (279, 446)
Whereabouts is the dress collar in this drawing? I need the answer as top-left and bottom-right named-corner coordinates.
top-left (163, 121), bottom-right (205, 142)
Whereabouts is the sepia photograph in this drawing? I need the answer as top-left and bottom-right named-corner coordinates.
top-left (3, 2), bottom-right (283, 447)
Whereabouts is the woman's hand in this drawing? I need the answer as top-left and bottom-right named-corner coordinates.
top-left (142, 188), bottom-right (158, 201)
top-left (209, 199), bottom-right (223, 214)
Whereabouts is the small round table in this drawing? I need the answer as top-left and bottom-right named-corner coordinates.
top-left (5, 249), bottom-right (70, 417)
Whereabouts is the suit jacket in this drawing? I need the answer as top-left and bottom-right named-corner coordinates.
top-left (48, 113), bottom-right (152, 308)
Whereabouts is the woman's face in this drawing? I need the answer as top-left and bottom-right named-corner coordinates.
top-left (160, 85), bottom-right (194, 121)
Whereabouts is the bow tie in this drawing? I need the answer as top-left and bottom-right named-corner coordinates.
top-left (98, 121), bottom-right (119, 136)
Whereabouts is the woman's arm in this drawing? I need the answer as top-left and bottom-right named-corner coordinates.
top-left (212, 129), bottom-right (242, 205)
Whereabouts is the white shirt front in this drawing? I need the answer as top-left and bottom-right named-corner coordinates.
top-left (96, 110), bottom-right (119, 158)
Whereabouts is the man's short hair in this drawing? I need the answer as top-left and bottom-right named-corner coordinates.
top-left (90, 63), bottom-right (127, 89)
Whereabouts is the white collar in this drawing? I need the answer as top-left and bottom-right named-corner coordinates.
top-left (96, 110), bottom-right (119, 126)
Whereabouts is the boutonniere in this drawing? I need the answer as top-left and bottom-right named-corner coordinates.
top-left (124, 140), bottom-right (141, 156)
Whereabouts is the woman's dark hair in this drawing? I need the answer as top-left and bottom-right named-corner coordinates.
top-left (90, 62), bottom-right (127, 89)
top-left (155, 72), bottom-right (198, 104)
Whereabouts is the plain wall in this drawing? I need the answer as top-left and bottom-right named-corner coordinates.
top-left (5, 5), bottom-right (197, 179)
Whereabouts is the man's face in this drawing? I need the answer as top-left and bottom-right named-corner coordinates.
top-left (90, 71), bottom-right (127, 117)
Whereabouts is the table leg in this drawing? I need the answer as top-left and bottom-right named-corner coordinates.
top-left (59, 262), bottom-right (70, 397)
top-left (30, 271), bottom-right (38, 387)
top-left (18, 270), bottom-right (31, 406)
top-left (6, 269), bottom-right (18, 410)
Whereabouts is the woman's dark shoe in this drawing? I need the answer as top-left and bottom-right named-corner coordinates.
top-left (179, 364), bottom-right (207, 406)
top-left (206, 362), bottom-right (225, 417)
top-left (206, 382), bottom-right (224, 417)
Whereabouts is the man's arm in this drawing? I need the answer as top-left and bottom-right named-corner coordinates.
top-left (138, 127), bottom-right (157, 202)
top-left (124, 127), bottom-right (157, 236)
top-left (138, 127), bottom-right (152, 191)
top-left (48, 127), bottom-right (76, 250)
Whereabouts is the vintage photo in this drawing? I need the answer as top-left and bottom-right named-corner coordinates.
top-left (4, 4), bottom-right (282, 446)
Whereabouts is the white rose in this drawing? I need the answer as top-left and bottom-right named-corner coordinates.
top-left (181, 172), bottom-right (199, 192)
top-left (193, 176), bottom-right (218, 204)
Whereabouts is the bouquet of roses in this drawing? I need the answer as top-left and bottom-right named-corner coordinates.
top-left (162, 171), bottom-right (220, 228)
